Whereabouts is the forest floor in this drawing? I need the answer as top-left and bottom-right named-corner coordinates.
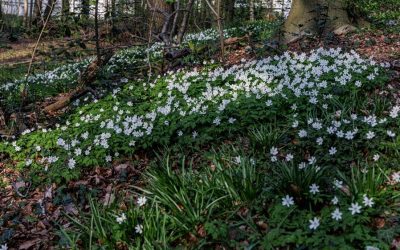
top-left (1, 24), bottom-right (400, 249)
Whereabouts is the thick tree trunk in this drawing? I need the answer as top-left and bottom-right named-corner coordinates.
top-left (283, 0), bottom-right (356, 43)
top-left (325, 0), bottom-right (356, 35)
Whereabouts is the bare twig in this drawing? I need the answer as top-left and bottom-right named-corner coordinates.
top-left (16, 0), bottom-right (55, 133)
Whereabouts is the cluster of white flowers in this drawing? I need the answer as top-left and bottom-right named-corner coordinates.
top-left (114, 196), bottom-right (147, 235)
top-left (183, 23), bottom-right (265, 43)
top-left (2, 23), bottom-right (273, 106)
top-left (5, 47), bottom-right (396, 184)
top-left (0, 59), bottom-right (90, 96)
top-left (282, 193), bottom-right (375, 230)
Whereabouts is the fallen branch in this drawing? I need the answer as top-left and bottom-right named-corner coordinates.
top-left (165, 48), bottom-right (191, 60)
top-left (43, 87), bottom-right (94, 113)
top-left (43, 50), bottom-right (113, 113)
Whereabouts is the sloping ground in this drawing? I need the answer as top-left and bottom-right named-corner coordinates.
top-left (1, 45), bottom-right (400, 248)
top-left (1, 21), bottom-right (400, 248)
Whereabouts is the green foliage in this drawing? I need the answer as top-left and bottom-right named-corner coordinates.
top-left (2, 21), bottom-right (400, 249)
top-left (348, 0), bottom-right (400, 32)
top-left (142, 156), bottom-right (228, 229)
top-left (61, 197), bottom-right (178, 249)
top-left (337, 165), bottom-right (386, 198)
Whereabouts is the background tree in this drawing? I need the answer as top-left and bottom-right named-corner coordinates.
top-left (224, 0), bottom-right (235, 23)
top-left (33, 0), bottom-right (42, 26)
top-left (43, 0), bottom-right (57, 24)
top-left (24, 0), bottom-right (29, 27)
top-left (0, 0), bottom-right (3, 21)
top-left (81, 0), bottom-right (90, 19)
top-left (176, 0), bottom-right (195, 43)
top-left (249, 0), bottom-right (254, 21)
top-left (148, 0), bottom-right (174, 43)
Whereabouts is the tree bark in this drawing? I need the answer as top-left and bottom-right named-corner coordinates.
top-left (249, 0), bottom-right (255, 21)
top-left (24, 0), bottom-right (29, 27)
top-left (177, 0), bottom-right (195, 44)
top-left (148, 0), bottom-right (174, 35)
top-left (43, 0), bottom-right (56, 22)
top-left (205, 0), bottom-right (224, 62)
top-left (81, 0), bottom-right (90, 19)
top-left (44, 51), bottom-right (113, 113)
top-left (33, 0), bottom-right (42, 26)
top-left (283, 0), bottom-right (357, 43)
top-left (0, 0), bottom-right (2, 21)
top-left (95, 0), bottom-right (100, 58)
top-left (169, 0), bottom-right (180, 41)
top-left (61, 0), bottom-right (69, 20)
top-left (224, 0), bottom-right (235, 23)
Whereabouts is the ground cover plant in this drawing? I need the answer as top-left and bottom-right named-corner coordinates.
top-left (0, 21), bottom-right (278, 117)
top-left (1, 40), bottom-right (400, 248)
top-left (2, 0), bottom-right (400, 248)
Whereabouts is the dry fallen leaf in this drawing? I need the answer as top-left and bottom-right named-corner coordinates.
top-left (256, 220), bottom-right (268, 231)
top-left (19, 238), bottom-right (41, 250)
top-left (196, 224), bottom-right (207, 238)
top-left (103, 184), bottom-right (115, 206)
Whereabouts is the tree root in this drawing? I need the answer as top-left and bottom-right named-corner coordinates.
top-left (333, 24), bottom-right (357, 36)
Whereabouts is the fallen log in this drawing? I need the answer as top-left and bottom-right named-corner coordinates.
top-left (43, 51), bottom-right (113, 114)
top-left (43, 87), bottom-right (95, 113)
top-left (79, 50), bottom-right (114, 86)
top-left (165, 48), bottom-right (191, 60)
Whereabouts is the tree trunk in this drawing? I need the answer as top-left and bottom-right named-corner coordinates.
top-left (111, 0), bottom-right (116, 18)
top-left (249, 0), bottom-right (255, 21)
top-left (29, 0), bottom-right (34, 29)
top-left (224, 0), bottom-right (235, 23)
top-left (33, 0), bottom-right (42, 26)
top-left (283, 0), bottom-right (356, 43)
top-left (61, 0), bottom-right (69, 20)
top-left (0, 0), bottom-right (2, 21)
top-left (205, 0), bottom-right (224, 62)
top-left (177, 0), bottom-right (196, 44)
top-left (94, 0), bottom-right (100, 58)
top-left (81, 0), bottom-right (90, 19)
top-left (43, 0), bottom-right (56, 21)
top-left (169, 0), bottom-right (180, 41)
top-left (148, 0), bottom-right (174, 35)
top-left (24, 0), bottom-right (29, 27)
